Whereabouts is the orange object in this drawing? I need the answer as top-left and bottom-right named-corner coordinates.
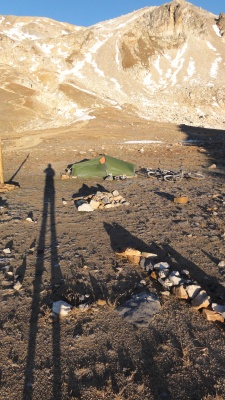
top-left (99, 156), bottom-right (106, 164)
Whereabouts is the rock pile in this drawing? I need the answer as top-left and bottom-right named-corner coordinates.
top-left (1, 265), bottom-right (23, 292)
top-left (118, 248), bottom-right (225, 324)
top-left (74, 190), bottom-right (130, 212)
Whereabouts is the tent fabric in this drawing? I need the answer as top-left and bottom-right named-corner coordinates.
top-left (71, 155), bottom-right (135, 178)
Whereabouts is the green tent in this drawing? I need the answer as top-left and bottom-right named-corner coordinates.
top-left (71, 155), bottom-right (135, 178)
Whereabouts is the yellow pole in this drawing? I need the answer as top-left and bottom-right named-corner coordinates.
top-left (0, 136), bottom-right (4, 184)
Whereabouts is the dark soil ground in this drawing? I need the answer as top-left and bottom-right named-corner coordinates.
top-left (1, 116), bottom-right (225, 400)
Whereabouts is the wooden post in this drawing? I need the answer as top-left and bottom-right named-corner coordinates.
top-left (0, 136), bottom-right (4, 184)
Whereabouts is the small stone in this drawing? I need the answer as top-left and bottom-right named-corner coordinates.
top-left (172, 285), bottom-right (188, 299)
top-left (208, 164), bottom-right (217, 169)
top-left (145, 259), bottom-right (154, 272)
top-left (3, 248), bottom-right (11, 254)
top-left (140, 257), bottom-right (146, 270)
top-left (78, 303), bottom-right (89, 311)
top-left (6, 271), bottom-right (14, 277)
top-left (154, 262), bottom-right (170, 271)
top-left (158, 270), bottom-right (170, 279)
top-left (141, 252), bottom-right (157, 258)
top-left (202, 308), bottom-right (224, 323)
top-left (173, 196), bottom-right (189, 204)
top-left (97, 299), bottom-right (107, 306)
top-left (168, 272), bottom-right (183, 286)
top-left (186, 284), bottom-right (201, 299)
top-left (158, 278), bottom-right (173, 289)
top-left (101, 196), bottom-right (110, 205)
top-left (113, 195), bottom-right (123, 202)
top-left (180, 269), bottom-right (190, 277)
top-left (104, 174), bottom-right (113, 181)
top-left (104, 203), bottom-right (115, 209)
top-left (150, 271), bottom-right (158, 280)
top-left (191, 290), bottom-right (211, 310)
top-left (211, 303), bottom-right (225, 317)
top-left (170, 271), bottom-right (180, 277)
top-left (112, 190), bottom-right (119, 197)
top-left (78, 203), bottom-right (94, 212)
top-left (161, 291), bottom-right (171, 297)
top-left (2, 280), bottom-right (14, 287)
top-left (26, 217), bottom-right (34, 222)
top-left (140, 279), bottom-right (147, 286)
top-left (89, 200), bottom-right (100, 210)
top-left (218, 261), bottom-right (225, 267)
top-left (14, 281), bottom-right (22, 291)
top-left (52, 301), bottom-right (72, 316)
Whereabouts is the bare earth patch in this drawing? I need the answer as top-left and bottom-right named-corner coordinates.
top-left (1, 117), bottom-right (225, 400)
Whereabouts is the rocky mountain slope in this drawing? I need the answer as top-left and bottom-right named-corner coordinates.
top-left (0, 0), bottom-right (225, 135)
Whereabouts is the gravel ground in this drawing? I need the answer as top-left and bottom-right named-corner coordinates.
top-left (1, 119), bottom-right (225, 400)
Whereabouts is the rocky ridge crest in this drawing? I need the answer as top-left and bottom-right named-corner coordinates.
top-left (0, 0), bottom-right (224, 135)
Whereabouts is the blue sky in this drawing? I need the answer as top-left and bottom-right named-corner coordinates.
top-left (0, 1), bottom-right (223, 27)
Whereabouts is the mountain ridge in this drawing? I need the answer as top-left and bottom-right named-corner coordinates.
top-left (0, 0), bottom-right (225, 136)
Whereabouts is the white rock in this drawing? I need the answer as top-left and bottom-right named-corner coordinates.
top-left (168, 274), bottom-right (183, 286)
top-left (3, 248), bottom-right (11, 254)
top-left (14, 281), bottom-right (22, 291)
top-left (185, 284), bottom-right (201, 299)
top-left (154, 262), bottom-right (170, 271)
top-left (52, 301), bottom-right (72, 316)
top-left (112, 190), bottom-right (119, 197)
top-left (26, 217), bottom-right (34, 222)
top-left (218, 261), bottom-right (225, 267)
top-left (78, 203), bottom-right (94, 212)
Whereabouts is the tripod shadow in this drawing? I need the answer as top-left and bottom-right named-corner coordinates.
top-left (23, 164), bottom-right (63, 400)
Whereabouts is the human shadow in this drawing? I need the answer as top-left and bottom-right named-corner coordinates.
top-left (140, 331), bottom-right (172, 400)
top-left (23, 164), bottom-right (63, 400)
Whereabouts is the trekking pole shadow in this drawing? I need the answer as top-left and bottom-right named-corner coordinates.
top-left (6, 154), bottom-right (30, 186)
top-left (23, 164), bottom-right (63, 400)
